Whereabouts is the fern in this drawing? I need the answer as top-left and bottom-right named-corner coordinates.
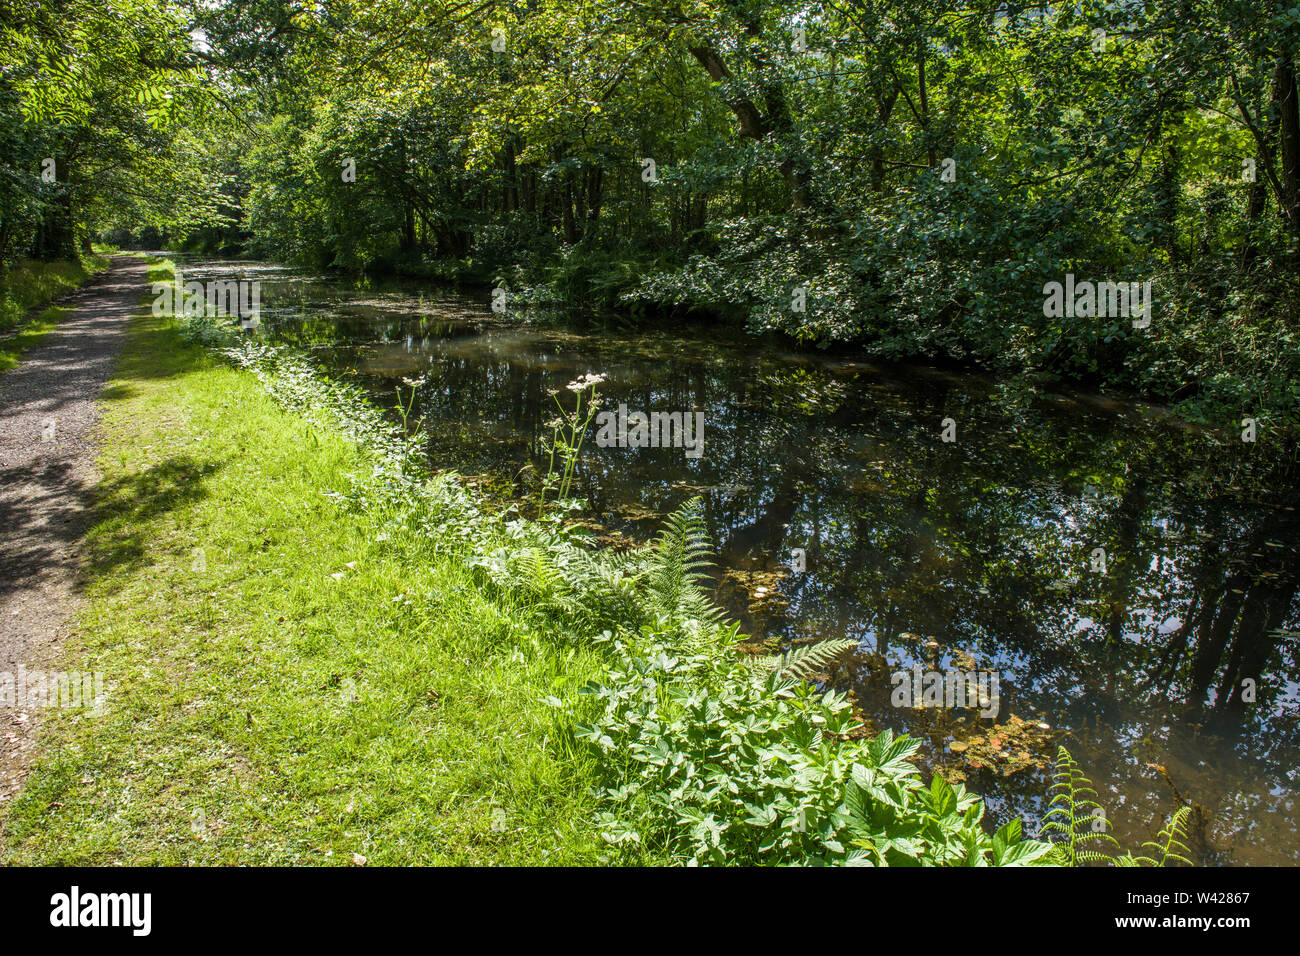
top-left (1039, 748), bottom-right (1201, 867)
top-left (1040, 746), bottom-right (1120, 865)
top-left (645, 497), bottom-right (724, 624)
top-left (556, 542), bottom-right (645, 619)
top-left (756, 638), bottom-right (858, 695)
top-left (471, 498), bottom-right (730, 633)
top-left (1118, 806), bottom-right (1194, 867)
top-left (516, 547), bottom-right (582, 617)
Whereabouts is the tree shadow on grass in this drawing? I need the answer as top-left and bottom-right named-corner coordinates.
top-left (81, 454), bottom-right (225, 585)
top-left (0, 261), bottom-right (226, 617)
top-left (98, 383), bottom-right (138, 403)
top-left (105, 311), bottom-right (221, 386)
top-left (0, 454), bottom-right (222, 606)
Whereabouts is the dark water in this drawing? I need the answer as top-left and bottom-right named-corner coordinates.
top-left (169, 256), bottom-right (1300, 865)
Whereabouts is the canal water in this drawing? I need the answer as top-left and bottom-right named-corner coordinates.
top-left (167, 256), bottom-right (1300, 864)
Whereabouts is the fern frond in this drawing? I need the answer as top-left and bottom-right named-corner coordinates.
top-left (1133, 806), bottom-right (1194, 867)
top-left (1038, 746), bottom-right (1119, 866)
top-left (770, 637), bottom-right (856, 681)
top-left (646, 497), bottom-right (724, 624)
top-left (752, 639), bottom-right (857, 697)
top-left (553, 542), bottom-right (646, 624)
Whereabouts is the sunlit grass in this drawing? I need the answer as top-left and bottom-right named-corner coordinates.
top-left (0, 256), bottom-right (108, 329)
top-left (0, 304), bottom-right (65, 373)
top-left (0, 255), bottom-right (110, 371)
top-left (1, 296), bottom-right (609, 865)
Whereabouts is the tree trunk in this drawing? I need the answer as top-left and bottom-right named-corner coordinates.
top-left (36, 161), bottom-right (77, 261)
top-left (1277, 53), bottom-right (1300, 246)
top-left (687, 40), bottom-right (812, 211)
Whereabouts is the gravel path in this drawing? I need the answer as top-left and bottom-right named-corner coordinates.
top-left (0, 255), bottom-right (146, 822)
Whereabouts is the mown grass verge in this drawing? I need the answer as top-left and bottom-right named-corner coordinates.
top-left (0, 261), bottom-right (612, 865)
top-left (0, 305), bottom-right (66, 374)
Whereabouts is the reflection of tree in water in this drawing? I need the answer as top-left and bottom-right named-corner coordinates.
top-left (586, 357), bottom-right (1298, 862)
top-left (231, 266), bottom-right (1298, 861)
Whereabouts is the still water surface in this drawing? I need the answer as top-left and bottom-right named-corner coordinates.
top-left (172, 256), bottom-right (1300, 864)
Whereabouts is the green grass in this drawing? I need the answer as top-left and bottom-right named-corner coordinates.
top-left (0, 304), bottom-right (66, 373)
top-left (0, 255), bottom-right (110, 370)
top-left (1, 283), bottom-right (610, 865)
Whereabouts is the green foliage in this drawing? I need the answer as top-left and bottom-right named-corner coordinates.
top-left (527, 498), bottom-right (1051, 866)
top-left (6, 0), bottom-right (1299, 423)
top-left (1041, 747), bottom-right (1196, 867)
top-left (0, 0), bottom-right (218, 262)
top-left (643, 497), bottom-right (725, 626)
top-left (754, 638), bottom-right (860, 697)
top-left (183, 312), bottom-right (1056, 866)
top-left (1041, 746), bottom-right (1121, 865)
top-left (0, 256), bottom-right (106, 331)
top-left (1117, 807), bottom-right (1195, 868)
top-left (566, 616), bottom-right (1052, 865)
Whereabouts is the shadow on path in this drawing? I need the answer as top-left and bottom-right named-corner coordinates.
top-left (0, 255), bottom-right (201, 816)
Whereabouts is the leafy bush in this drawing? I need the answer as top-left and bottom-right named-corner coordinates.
top-left (570, 623), bottom-right (1051, 866)
top-left (523, 499), bottom-right (1053, 866)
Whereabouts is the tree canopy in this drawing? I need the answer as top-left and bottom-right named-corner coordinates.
top-left (3, 0), bottom-right (1298, 423)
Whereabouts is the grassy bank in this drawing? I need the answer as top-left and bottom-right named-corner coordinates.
top-left (0, 255), bottom-right (111, 372)
top-left (0, 265), bottom-right (611, 864)
top-left (3, 258), bottom-right (1064, 866)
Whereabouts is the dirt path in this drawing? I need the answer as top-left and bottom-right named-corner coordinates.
top-left (0, 255), bottom-right (147, 824)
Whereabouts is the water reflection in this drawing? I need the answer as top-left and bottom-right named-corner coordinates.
top-left (172, 256), bottom-right (1300, 864)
